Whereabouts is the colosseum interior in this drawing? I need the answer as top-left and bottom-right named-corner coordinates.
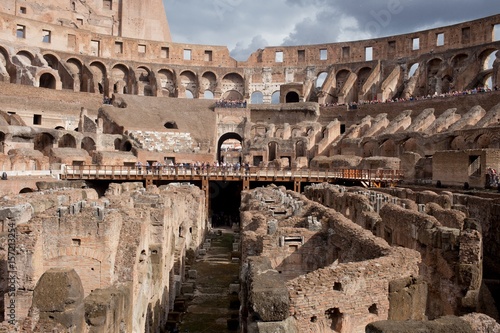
top-left (0, 1), bottom-right (499, 332)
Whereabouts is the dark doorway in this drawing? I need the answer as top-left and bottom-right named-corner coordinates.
top-left (217, 132), bottom-right (243, 163)
top-left (210, 181), bottom-right (241, 227)
top-left (285, 91), bottom-right (300, 103)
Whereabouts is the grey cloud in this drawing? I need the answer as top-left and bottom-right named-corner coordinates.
top-left (164, 0), bottom-right (500, 60)
top-left (231, 35), bottom-right (269, 61)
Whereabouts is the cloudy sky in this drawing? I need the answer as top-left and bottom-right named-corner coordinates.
top-left (164, 0), bottom-right (500, 61)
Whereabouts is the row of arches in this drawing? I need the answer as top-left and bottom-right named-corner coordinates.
top-left (361, 131), bottom-right (500, 158)
top-left (0, 45), bottom-right (247, 99)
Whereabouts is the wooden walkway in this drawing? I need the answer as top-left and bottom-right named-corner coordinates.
top-left (61, 165), bottom-right (403, 191)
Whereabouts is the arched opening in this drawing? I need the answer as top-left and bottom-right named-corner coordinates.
top-left (89, 61), bottom-right (107, 94)
top-left (43, 54), bottom-right (59, 70)
top-left (19, 188), bottom-right (34, 194)
top-left (66, 58), bottom-right (83, 91)
top-left (39, 73), bottom-right (56, 89)
top-left (271, 91), bottom-right (280, 104)
top-left (81, 137), bottom-right (96, 153)
top-left (222, 90), bottom-right (243, 100)
top-left (136, 66), bottom-right (152, 96)
top-left (483, 50), bottom-right (497, 71)
top-left (164, 121), bottom-right (178, 129)
top-left (295, 140), bottom-right (306, 157)
top-left (268, 142), bottom-right (278, 161)
top-left (221, 73), bottom-right (244, 99)
top-left (203, 90), bottom-right (214, 99)
top-left (115, 138), bottom-right (124, 150)
top-left (316, 72), bottom-right (328, 88)
top-left (427, 58), bottom-right (443, 95)
top-left (58, 134), bottom-right (77, 148)
top-left (180, 70), bottom-right (197, 98)
top-left (16, 50), bottom-right (34, 66)
top-left (251, 91), bottom-right (263, 104)
top-left (285, 91), bottom-right (300, 103)
top-left (0, 132), bottom-right (5, 154)
top-left (111, 64), bottom-right (129, 94)
top-left (201, 71), bottom-right (217, 94)
top-left (158, 69), bottom-right (175, 97)
top-left (55, 126), bottom-right (65, 130)
top-left (335, 69), bottom-right (350, 90)
top-left (217, 132), bottom-right (243, 163)
top-left (408, 63), bottom-right (419, 77)
top-left (34, 133), bottom-right (55, 155)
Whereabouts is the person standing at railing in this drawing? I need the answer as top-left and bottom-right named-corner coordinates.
top-left (145, 161), bottom-right (150, 174)
top-left (136, 161), bottom-right (142, 175)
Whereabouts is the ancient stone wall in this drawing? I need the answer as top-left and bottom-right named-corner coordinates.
top-left (0, 181), bottom-right (207, 332)
top-left (303, 184), bottom-right (483, 320)
top-left (240, 185), bottom-right (421, 333)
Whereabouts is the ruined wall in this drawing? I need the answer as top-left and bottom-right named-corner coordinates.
top-left (0, 181), bottom-right (207, 332)
top-left (240, 185), bottom-right (421, 333)
top-left (303, 184), bottom-right (483, 320)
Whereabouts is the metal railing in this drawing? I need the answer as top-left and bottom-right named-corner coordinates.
top-left (62, 165), bottom-right (403, 182)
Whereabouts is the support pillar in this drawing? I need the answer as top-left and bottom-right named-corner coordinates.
top-left (202, 178), bottom-right (209, 210)
top-left (242, 178), bottom-right (250, 191)
top-left (294, 180), bottom-right (301, 193)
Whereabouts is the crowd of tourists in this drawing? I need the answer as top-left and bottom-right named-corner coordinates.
top-left (215, 99), bottom-right (247, 108)
top-left (321, 86), bottom-right (498, 108)
top-left (134, 160), bottom-right (251, 175)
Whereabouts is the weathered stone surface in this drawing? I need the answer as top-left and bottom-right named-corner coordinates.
top-left (32, 268), bottom-right (85, 330)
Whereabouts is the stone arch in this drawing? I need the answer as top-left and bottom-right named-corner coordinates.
top-left (295, 140), bottom-right (306, 157)
top-left (450, 136), bottom-right (466, 150)
top-left (451, 53), bottom-right (469, 71)
top-left (114, 138), bottom-right (122, 150)
top-left (427, 58), bottom-right (444, 95)
top-left (316, 72), bottom-right (328, 88)
top-left (43, 53), bottom-right (59, 70)
top-left (362, 141), bottom-right (378, 157)
top-left (158, 68), bottom-right (175, 97)
top-left (121, 140), bottom-right (132, 151)
top-left (285, 91), bottom-right (300, 103)
top-left (58, 133), bottom-right (77, 148)
top-left (275, 128), bottom-right (284, 139)
top-left (0, 131), bottom-right (5, 154)
top-left (217, 132), bottom-right (243, 163)
top-left (0, 46), bottom-right (10, 67)
top-left (379, 139), bottom-right (397, 157)
top-left (38, 72), bottom-right (57, 89)
top-left (221, 73), bottom-right (244, 98)
top-left (357, 67), bottom-right (373, 100)
top-left (44, 247), bottom-right (108, 296)
top-left (291, 127), bottom-right (305, 137)
top-left (63, 57), bottom-right (83, 91)
top-left (251, 91), bottom-right (264, 104)
top-left (88, 61), bottom-right (107, 94)
top-left (164, 121), bottom-right (178, 129)
top-left (479, 48), bottom-right (498, 71)
top-left (136, 66), bottom-right (154, 96)
top-left (19, 187), bottom-right (34, 194)
top-left (335, 69), bottom-right (351, 90)
top-left (81, 137), bottom-right (96, 153)
top-left (111, 63), bottom-right (130, 94)
top-left (408, 62), bottom-right (419, 78)
top-left (15, 50), bottom-right (34, 66)
top-left (402, 137), bottom-right (423, 155)
top-left (251, 125), bottom-right (267, 137)
top-left (475, 133), bottom-right (491, 149)
top-left (200, 71), bottom-right (217, 96)
top-left (268, 141), bottom-right (278, 161)
top-left (34, 132), bottom-right (55, 155)
top-left (179, 70), bottom-right (197, 98)
top-left (222, 90), bottom-right (243, 100)
top-left (271, 91), bottom-right (280, 104)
